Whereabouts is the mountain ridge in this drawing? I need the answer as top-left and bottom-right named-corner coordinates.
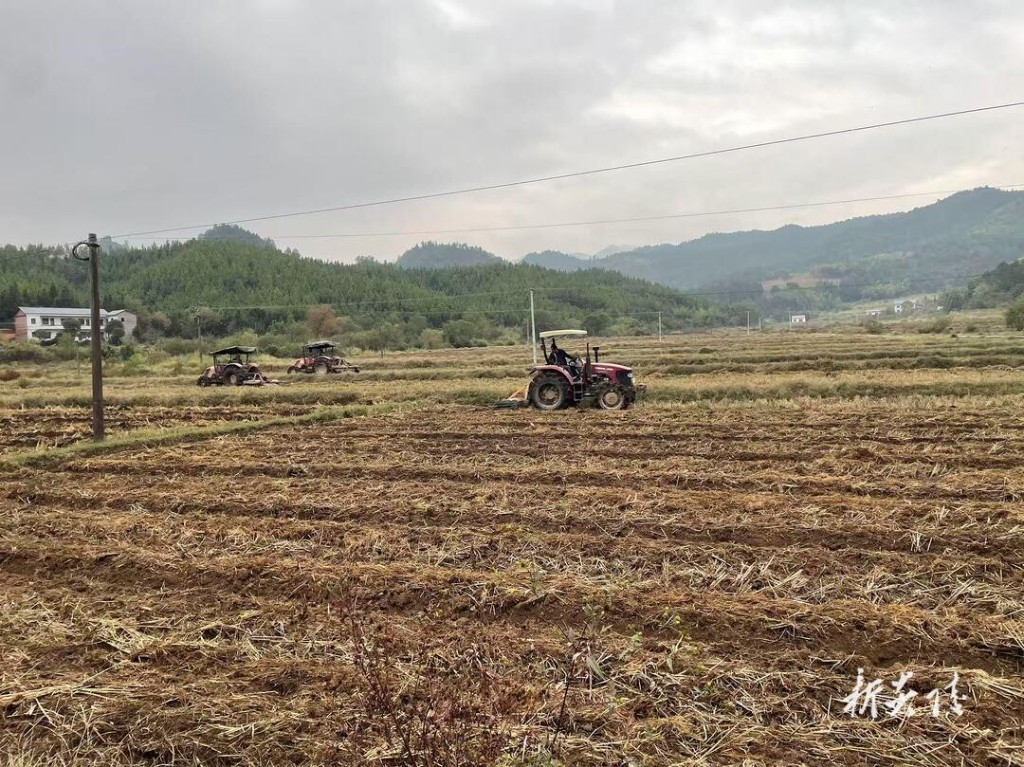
top-left (522, 187), bottom-right (1024, 288)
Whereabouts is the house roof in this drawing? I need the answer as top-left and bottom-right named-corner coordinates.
top-left (17, 307), bottom-right (134, 318)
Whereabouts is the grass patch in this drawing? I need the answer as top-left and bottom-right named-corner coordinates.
top-left (0, 403), bottom-right (376, 470)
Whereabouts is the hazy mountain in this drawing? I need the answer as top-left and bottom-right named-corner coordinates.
top-left (589, 188), bottom-right (1024, 289)
top-left (406, 189), bottom-right (1024, 296)
top-left (521, 250), bottom-right (591, 272)
top-left (592, 244), bottom-right (635, 259)
top-left (522, 245), bottom-right (635, 271)
top-left (396, 241), bottom-right (503, 269)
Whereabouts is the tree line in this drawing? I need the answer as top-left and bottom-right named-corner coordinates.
top-left (0, 236), bottom-right (751, 352)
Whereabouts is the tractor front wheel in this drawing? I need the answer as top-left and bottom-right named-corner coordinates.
top-left (531, 375), bottom-right (568, 411)
top-left (597, 385), bottom-right (628, 410)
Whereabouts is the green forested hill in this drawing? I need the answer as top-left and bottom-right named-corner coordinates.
top-left (526, 188), bottom-right (1024, 291)
top-left (942, 258), bottom-right (1024, 310)
top-left (0, 237), bottom-right (732, 346)
top-left (522, 250), bottom-right (595, 271)
top-left (396, 241), bottom-right (504, 269)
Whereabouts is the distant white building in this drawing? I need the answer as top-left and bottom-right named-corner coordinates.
top-left (790, 314), bottom-right (807, 324)
top-left (14, 307), bottom-right (137, 343)
top-left (865, 308), bottom-right (883, 317)
top-left (893, 299), bottom-right (923, 315)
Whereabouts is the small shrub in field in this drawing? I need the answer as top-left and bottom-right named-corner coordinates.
top-left (117, 357), bottom-right (153, 377)
top-left (1006, 300), bottom-right (1024, 331)
top-left (159, 338), bottom-right (198, 356)
top-left (918, 316), bottom-right (952, 334)
top-left (419, 328), bottom-right (445, 349)
top-left (0, 343), bottom-right (47, 363)
top-left (0, 369), bottom-right (19, 382)
top-left (964, 323), bottom-right (979, 333)
top-left (911, 354), bottom-right (954, 369)
top-left (862, 319), bottom-right (884, 334)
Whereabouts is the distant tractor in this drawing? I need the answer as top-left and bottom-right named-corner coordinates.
top-left (197, 346), bottom-right (270, 386)
top-left (287, 341), bottom-right (360, 375)
top-left (495, 329), bottom-right (645, 410)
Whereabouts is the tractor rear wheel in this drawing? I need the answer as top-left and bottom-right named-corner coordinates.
top-left (531, 375), bottom-right (568, 411)
top-left (314, 360), bottom-right (329, 375)
top-left (597, 385), bottom-right (627, 410)
top-left (226, 371), bottom-right (243, 386)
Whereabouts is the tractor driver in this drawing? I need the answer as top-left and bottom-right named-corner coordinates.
top-left (549, 339), bottom-right (570, 367)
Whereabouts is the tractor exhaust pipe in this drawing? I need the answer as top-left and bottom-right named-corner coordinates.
top-left (593, 345), bottom-right (601, 363)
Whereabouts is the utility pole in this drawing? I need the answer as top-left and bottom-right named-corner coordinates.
top-left (747, 310), bottom-right (750, 334)
top-left (190, 307), bottom-right (203, 364)
top-left (658, 312), bottom-right (663, 342)
top-left (72, 234), bottom-right (104, 442)
top-left (529, 289), bottom-right (537, 365)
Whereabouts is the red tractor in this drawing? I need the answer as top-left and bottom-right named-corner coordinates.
top-left (496, 330), bottom-right (644, 410)
top-left (197, 346), bottom-right (268, 386)
top-left (287, 341), bottom-right (360, 375)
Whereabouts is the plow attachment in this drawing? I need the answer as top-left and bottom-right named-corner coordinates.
top-left (492, 381), bottom-right (531, 409)
top-left (244, 373), bottom-right (282, 386)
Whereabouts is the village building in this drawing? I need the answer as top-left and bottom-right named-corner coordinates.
top-left (13, 307), bottom-right (137, 343)
top-left (893, 299), bottom-right (923, 315)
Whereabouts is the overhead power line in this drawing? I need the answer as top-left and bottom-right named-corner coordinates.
top-left (111, 100), bottom-right (1024, 239)
top-left (194, 185), bottom-right (1024, 240)
top-left (118, 183), bottom-right (1024, 242)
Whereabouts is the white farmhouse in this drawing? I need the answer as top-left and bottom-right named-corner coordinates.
top-left (790, 314), bottom-right (807, 324)
top-left (14, 307), bottom-right (138, 343)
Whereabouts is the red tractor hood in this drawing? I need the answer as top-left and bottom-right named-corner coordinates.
top-left (592, 362), bottom-right (631, 374)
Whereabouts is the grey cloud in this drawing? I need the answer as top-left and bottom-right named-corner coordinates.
top-left (1, 0), bottom-right (1021, 261)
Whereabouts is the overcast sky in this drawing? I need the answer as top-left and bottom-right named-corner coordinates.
top-left (2, 0), bottom-right (1022, 262)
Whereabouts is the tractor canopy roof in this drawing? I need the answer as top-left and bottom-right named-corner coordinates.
top-left (539, 329), bottom-right (587, 339)
top-left (304, 340), bottom-right (336, 351)
top-left (212, 345), bottom-right (257, 356)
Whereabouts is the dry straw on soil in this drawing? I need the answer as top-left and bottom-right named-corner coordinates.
top-left (1, 325), bottom-right (1023, 765)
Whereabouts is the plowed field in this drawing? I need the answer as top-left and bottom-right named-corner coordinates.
top-left (3, 384), bottom-right (1024, 764)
